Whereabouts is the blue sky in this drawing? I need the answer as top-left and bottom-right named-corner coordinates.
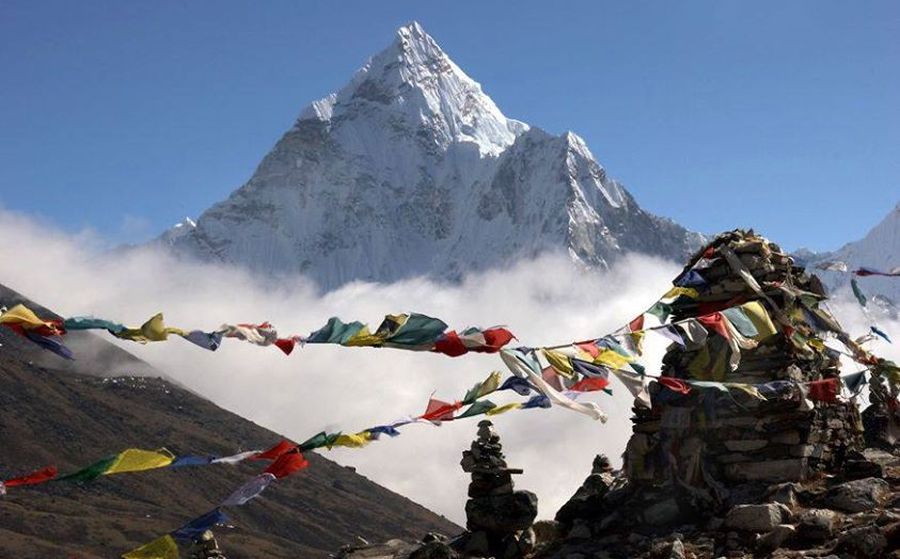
top-left (1, 1), bottom-right (897, 251)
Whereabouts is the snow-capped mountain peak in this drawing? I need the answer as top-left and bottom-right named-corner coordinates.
top-left (159, 23), bottom-right (701, 289)
top-left (298, 21), bottom-right (526, 156)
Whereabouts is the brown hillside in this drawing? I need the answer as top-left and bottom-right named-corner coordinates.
top-left (0, 284), bottom-right (460, 558)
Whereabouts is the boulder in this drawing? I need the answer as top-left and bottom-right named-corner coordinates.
top-left (834, 525), bottom-right (888, 557)
top-left (555, 472), bottom-right (614, 525)
top-left (755, 524), bottom-right (795, 553)
top-left (825, 477), bottom-right (890, 513)
top-left (797, 508), bottom-right (841, 542)
top-left (724, 503), bottom-right (788, 532)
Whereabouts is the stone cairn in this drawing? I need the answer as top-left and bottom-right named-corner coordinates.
top-left (189, 530), bottom-right (227, 559)
top-left (456, 420), bottom-right (538, 558)
top-left (621, 230), bottom-right (865, 523)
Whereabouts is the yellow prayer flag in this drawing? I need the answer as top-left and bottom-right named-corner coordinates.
top-left (724, 383), bottom-right (763, 400)
top-left (0, 304), bottom-right (56, 331)
top-left (485, 402), bottom-right (522, 416)
top-left (105, 448), bottom-right (175, 475)
top-left (332, 432), bottom-right (372, 448)
top-left (478, 371), bottom-right (501, 398)
top-left (594, 349), bottom-right (631, 370)
top-left (344, 326), bottom-right (384, 347)
top-left (122, 535), bottom-right (179, 559)
top-left (117, 313), bottom-right (181, 342)
top-left (739, 301), bottom-right (777, 340)
top-left (542, 348), bottom-right (575, 377)
top-left (661, 287), bottom-right (699, 302)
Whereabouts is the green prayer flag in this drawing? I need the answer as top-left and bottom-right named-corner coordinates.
top-left (56, 455), bottom-right (118, 482)
top-left (646, 302), bottom-right (673, 322)
top-left (456, 400), bottom-right (497, 419)
top-left (307, 318), bottom-right (366, 344)
top-left (383, 313), bottom-right (448, 347)
top-left (721, 307), bottom-right (758, 338)
top-left (851, 279), bottom-right (867, 308)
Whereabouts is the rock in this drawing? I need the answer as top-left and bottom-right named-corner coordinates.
top-left (555, 472), bottom-right (614, 525)
top-left (567, 521), bottom-right (591, 540)
top-left (724, 439), bottom-right (769, 452)
top-left (768, 482), bottom-right (799, 507)
top-left (643, 498), bottom-right (681, 526)
top-left (755, 524), bottom-right (795, 553)
top-left (797, 508), bottom-right (841, 542)
top-left (466, 490), bottom-right (538, 533)
top-left (834, 525), bottom-right (887, 557)
top-left (408, 540), bottom-right (457, 559)
top-left (724, 459), bottom-right (808, 482)
top-left (531, 520), bottom-right (560, 546)
top-left (669, 539), bottom-right (686, 559)
top-left (825, 477), bottom-right (889, 513)
top-left (724, 504), bottom-right (787, 532)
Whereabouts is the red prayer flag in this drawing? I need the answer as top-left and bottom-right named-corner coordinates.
top-left (421, 398), bottom-right (461, 421)
top-left (478, 328), bottom-right (515, 352)
top-left (274, 338), bottom-right (295, 355)
top-left (252, 440), bottom-right (295, 461)
top-left (629, 315), bottom-right (644, 333)
top-left (697, 312), bottom-right (731, 340)
top-left (570, 377), bottom-right (610, 393)
top-left (4, 466), bottom-right (58, 488)
top-left (264, 452), bottom-right (309, 479)
top-left (807, 378), bottom-right (840, 403)
top-left (658, 377), bottom-right (691, 395)
top-left (576, 342), bottom-right (600, 359)
top-left (433, 331), bottom-right (467, 357)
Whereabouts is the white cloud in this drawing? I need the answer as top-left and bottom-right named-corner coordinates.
top-left (2, 207), bottom-right (897, 526)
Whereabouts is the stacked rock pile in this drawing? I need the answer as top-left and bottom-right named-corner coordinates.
top-left (456, 420), bottom-right (538, 559)
top-left (623, 230), bottom-right (864, 522)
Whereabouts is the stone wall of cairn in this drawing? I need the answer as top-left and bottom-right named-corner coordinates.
top-left (624, 231), bottom-right (864, 502)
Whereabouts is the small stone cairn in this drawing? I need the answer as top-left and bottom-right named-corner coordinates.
top-left (457, 420), bottom-right (538, 558)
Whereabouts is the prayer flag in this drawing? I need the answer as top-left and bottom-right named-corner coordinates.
top-left (485, 402), bottom-right (522, 416)
top-left (807, 378), bottom-right (840, 403)
top-left (422, 398), bottom-right (460, 422)
top-left (674, 270), bottom-right (707, 287)
top-left (264, 452), bottom-right (309, 479)
top-left (332, 432), bottom-right (372, 448)
top-left (842, 371), bottom-right (867, 395)
top-left (57, 455), bottom-right (118, 482)
top-left (499, 376), bottom-right (532, 396)
top-left (0, 304), bottom-right (61, 334)
top-left (871, 326), bottom-right (892, 344)
top-left (252, 440), bottom-right (295, 461)
top-left (105, 448), bottom-right (175, 475)
top-left (658, 377), bottom-right (691, 395)
top-left (3, 466), bottom-right (58, 488)
top-left (851, 279), bottom-right (867, 308)
top-left (23, 331), bottom-right (74, 359)
top-left (570, 377), bottom-right (610, 392)
top-left (122, 535), bottom-right (179, 559)
top-left (180, 330), bottom-right (223, 351)
top-left (64, 316), bottom-right (126, 333)
top-left (456, 400), bottom-right (497, 419)
top-left (542, 348), bottom-right (575, 377)
top-left (221, 473), bottom-right (276, 507)
top-left (171, 509), bottom-right (230, 542)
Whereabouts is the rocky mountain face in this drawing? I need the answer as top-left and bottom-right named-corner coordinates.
top-left (0, 283), bottom-right (459, 558)
top-left (798, 203), bottom-right (900, 309)
top-left (161, 22), bottom-right (702, 290)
